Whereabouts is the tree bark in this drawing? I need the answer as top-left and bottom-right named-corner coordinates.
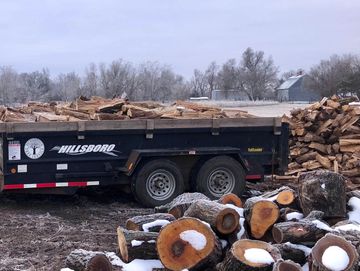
top-left (65, 249), bottom-right (114, 271)
top-left (217, 193), bottom-right (243, 208)
top-left (154, 192), bottom-right (210, 218)
top-left (117, 227), bottom-right (158, 263)
top-left (243, 197), bottom-right (280, 239)
top-left (157, 217), bottom-right (222, 271)
top-left (273, 244), bottom-right (308, 265)
top-left (216, 239), bottom-right (282, 271)
top-left (184, 199), bottom-right (240, 235)
top-left (298, 170), bottom-right (347, 218)
top-left (125, 213), bottom-right (176, 232)
top-left (272, 259), bottom-right (302, 271)
top-left (310, 234), bottom-right (359, 271)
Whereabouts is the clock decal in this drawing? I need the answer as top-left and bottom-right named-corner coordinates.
top-left (24, 138), bottom-right (45, 159)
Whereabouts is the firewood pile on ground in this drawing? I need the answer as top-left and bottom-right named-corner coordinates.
top-left (62, 170), bottom-right (360, 271)
top-left (282, 95), bottom-right (360, 187)
top-left (0, 96), bottom-right (254, 122)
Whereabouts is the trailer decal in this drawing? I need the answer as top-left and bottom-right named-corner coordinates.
top-left (50, 144), bottom-right (119, 157)
top-left (3, 181), bottom-right (100, 190)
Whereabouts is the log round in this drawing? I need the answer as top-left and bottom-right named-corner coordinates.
top-left (311, 234), bottom-right (359, 271)
top-left (273, 243), bottom-right (308, 265)
top-left (216, 239), bottom-right (282, 271)
top-left (125, 213), bottom-right (176, 232)
top-left (261, 186), bottom-right (296, 207)
top-left (154, 192), bottom-right (210, 218)
top-left (298, 170), bottom-right (347, 218)
top-left (183, 199), bottom-right (240, 235)
top-left (156, 217), bottom-right (222, 271)
top-left (117, 227), bottom-right (158, 263)
top-left (243, 197), bottom-right (280, 239)
top-left (65, 249), bottom-right (113, 271)
top-left (272, 259), bottom-right (302, 271)
top-left (218, 193), bottom-right (243, 208)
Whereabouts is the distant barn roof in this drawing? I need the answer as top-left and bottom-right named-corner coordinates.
top-left (277, 75), bottom-right (304, 90)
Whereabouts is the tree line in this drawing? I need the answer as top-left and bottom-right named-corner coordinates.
top-left (0, 48), bottom-right (359, 105)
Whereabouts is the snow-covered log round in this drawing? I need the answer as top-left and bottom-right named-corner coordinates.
top-left (157, 217), bottom-right (222, 271)
top-left (183, 199), bottom-right (240, 235)
top-left (243, 197), bottom-right (279, 239)
top-left (117, 227), bottom-right (158, 263)
top-left (217, 193), bottom-right (243, 208)
top-left (298, 170), bottom-right (347, 218)
top-left (311, 234), bottom-right (359, 271)
top-left (125, 213), bottom-right (176, 232)
top-left (154, 192), bottom-right (210, 218)
top-left (216, 239), bottom-right (282, 271)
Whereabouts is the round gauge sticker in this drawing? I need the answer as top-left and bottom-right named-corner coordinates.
top-left (24, 138), bottom-right (45, 159)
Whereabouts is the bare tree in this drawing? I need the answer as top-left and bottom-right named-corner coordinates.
top-left (217, 59), bottom-right (239, 90)
top-left (190, 69), bottom-right (209, 97)
top-left (53, 72), bottom-right (81, 101)
top-left (239, 48), bottom-right (278, 100)
top-left (307, 54), bottom-right (360, 97)
top-left (0, 66), bottom-right (19, 105)
top-left (82, 63), bottom-right (98, 97)
top-left (205, 61), bottom-right (219, 93)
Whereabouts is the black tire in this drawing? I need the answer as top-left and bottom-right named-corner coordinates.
top-left (195, 156), bottom-right (246, 199)
top-left (132, 159), bottom-right (184, 207)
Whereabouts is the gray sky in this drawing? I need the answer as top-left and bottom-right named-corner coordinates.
top-left (0, 0), bottom-right (359, 78)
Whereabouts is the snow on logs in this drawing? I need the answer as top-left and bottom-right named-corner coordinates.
top-left (157, 217), bottom-right (222, 271)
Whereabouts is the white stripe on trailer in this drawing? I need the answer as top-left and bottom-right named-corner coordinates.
top-left (56, 182), bottom-right (69, 187)
top-left (87, 181), bottom-right (100, 186)
top-left (24, 183), bottom-right (36, 189)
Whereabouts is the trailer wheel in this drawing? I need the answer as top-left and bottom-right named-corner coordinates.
top-left (132, 159), bottom-right (184, 207)
top-left (196, 156), bottom-right (246, 199)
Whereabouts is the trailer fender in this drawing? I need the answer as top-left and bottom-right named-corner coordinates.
top-left (121, 147), bottom-right (249, 176)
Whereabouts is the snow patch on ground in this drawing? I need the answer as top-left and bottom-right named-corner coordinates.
top-left (322, 246), bottom-right (349, 271)
top-left (284, 242), bottom-right (312, 256)
top-left (142, 219), bottom-right (170, 232)
top-left (348, 197), bottom-right (360, 223)
top-left (131, 240), bottom-right (144, 247)
top-left (244, 248), bottom-right (274, 264)
top-left (60, 269), bottom-right (74, 271)
top-left (179, 230), bottom-right (207, 250)
top-left (123, 259), bottom-right (164, 271)
top-left (286, 212), bottom-right (304, 221)
top-left (312, 220), bottom-right (334, 232)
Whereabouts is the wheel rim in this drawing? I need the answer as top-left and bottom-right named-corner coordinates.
top-left (207, 167), bottom-right (236, 197)
top-left (146, 169), bottom-right (176, 201)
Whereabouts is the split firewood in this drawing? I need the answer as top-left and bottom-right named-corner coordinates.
top-left (217, 193), bottom-right (243, 208)
top-left (310, 234), bottom-right (359, 271)
top-left (125, 213), bottom-right (176, 232)
top-left (65, 249), bottom-right (115, 271)
top-left (154, 192), bottom-right (210, 218)
top-left (298, 170), bottom-right (347, 218)
top-left (243, 197), bottom-right (280, 239)
top-left (156, 217), bottom-right (222, 271)
top-left (272, 259), bottom-right (302, 271)
top-left (117, 227), bottom-right (158, 263)
top-left (183, 199), bottom-right (240, 235)
top-left (216, 239), bottom-right (282, 271)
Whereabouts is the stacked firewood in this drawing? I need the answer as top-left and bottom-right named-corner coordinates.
top-left (64, 170), bottom-right (360, 271)
top-left (0, 96), bottom-right (254, 122)
top-left (283, 95), bottom-right (360, 184)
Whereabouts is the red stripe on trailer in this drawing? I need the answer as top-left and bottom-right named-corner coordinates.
top-left (4, 184), bottom-right (24, 190)
top-left (37, 182), bottom-right (57, 188)
top-left (245, 174), bottom-right (262, 180)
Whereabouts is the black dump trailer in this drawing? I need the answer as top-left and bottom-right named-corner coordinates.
top-left (0, 118), bottom-right (288, 207)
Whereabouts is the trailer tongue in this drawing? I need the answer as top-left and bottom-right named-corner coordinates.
top-left (0, 118), bottom-right (288, 207)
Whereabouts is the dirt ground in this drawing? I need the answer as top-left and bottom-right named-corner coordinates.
top-left (0, 188), bottom-right (152, 271)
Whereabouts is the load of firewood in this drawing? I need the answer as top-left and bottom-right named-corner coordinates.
top-left (282, 95), bottom-right (360, 185)
top-left (63, 170), bottom-right (360, 271)
top-left (0, 96), bottom-right (254, 122)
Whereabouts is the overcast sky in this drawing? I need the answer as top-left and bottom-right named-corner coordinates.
top-left (0, 0), bottom-right (359, 78)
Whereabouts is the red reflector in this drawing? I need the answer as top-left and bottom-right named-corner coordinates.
top-left (246, 174), bottom-right (262, 180)
top-left (37, 183), bottom-right (57, 188)
top-left (68, 182), bottom-right (87, 187)
top-left (4, 184), bottom-right (24, 190)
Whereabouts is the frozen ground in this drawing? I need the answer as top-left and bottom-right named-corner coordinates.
top-left (231, 102), bottom-right (309, 117)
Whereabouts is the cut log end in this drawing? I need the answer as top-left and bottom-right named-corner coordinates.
top-left (216, 208), bottom-right (239, 234)
top-left (218, 193), bottom-right (243, 208)
top-left (273, 260), bottom-right (302, 271)
top-left (85, 254), bottom-right (113, 271)
top-left (157, 217), bottom-right (221, 271)
top-left (117, 227), bottom-right (129, 262)
top-left (276, 190), bottom-right (295, 206)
